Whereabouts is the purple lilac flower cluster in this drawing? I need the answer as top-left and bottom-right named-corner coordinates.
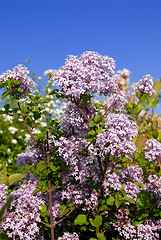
top-left (113, 209), bottom-right (137, 239)
top-left (120, 165), bottom-right (144, 184)
top-left (52, 51), bottom-right (117, 98)
top-left (55, 136), bottom-right (97, 184)
top-left (103, 165), bottom-right (142, 201)
top-left (58, 232), bottom-right (79, 240)
top-left (105, 90), bottom-right (127, 112)
top-left (17, 136), bottom-right (55, 166)
top-left (0, 64), bottom-right (36, 97)
top-left (144, 175), bottom-right (161, 207)
top-left (17, 145), bottom-right (44, 166)
top-left (132, 75), bottom-right (156, 96)
top-left (1, 181), bottom-right (45, 240)
top-left (123, 182), bottom-right (140, 203)
top-left (96, 113), bottom-right (138, 159)
top-left (144, 139), bottom-right (161, 163)
top-left (137, 224), bottom-right (160, 240)
top-left (103, 172), bottom-right (122, 195)
top-left (113, 209), bottom-right (160, 240)
top-left (62, 102), bottom-right (94, 137)
top-left (0, 184), bottom-right (8, 210)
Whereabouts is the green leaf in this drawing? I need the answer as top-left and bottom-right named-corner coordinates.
top-left (97, 233), bottom-right (106, 240)
top-left (106, 196), bottom-right (115, 206)
top-left (33, 111), bottom-right (41, 120)
top-left (13, 80), bottom-right (21, 85)
top-left (1, 91), bottom-right (10, 99)
top-left (94, 115), bottom-right (101, 123)
top-left (28, 94), bottom-right (36, 101)
top-left (89, 121), bottom-right (96, 127)
top-left (123, 197), bottom-right (135, 204)
top-left (135, 135), bottom-right (147, 151)
top-left (138, 157), bottom-right (146, 167)
top-left (36, 161), bottom-right (45, 171)
top-left (140, 94), bottom-right (147, 103)
top-left (59, 205), bottom-right (66, 211)
top-left (8, 173), bottom-right (26, 186)
top-left (49, 164), bottom-right (58, 172)
top-left (115, 199), bottom-right (123, 208)
top-left (74, 214), bottom-right (87, 225)
top-left (0, 165), bottom-right (9, 185)
top-left (136, 103), bottom-right (144, 115)
top-left (151, 98), bottom-right (160, 108)
top-left (91, 215), bottom-right (102, 227)
top-left (4, 104), bottom-right (10, 111)
top-left (40, 205), bottom-right (47, 212)
top-left (153, 78), bottom-right (161, 95)
top-left (96, 127), bottom-right (103, 134)
top-left (88, 130), bottom-right (96, 136)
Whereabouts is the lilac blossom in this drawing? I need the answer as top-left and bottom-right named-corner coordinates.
top-left (0, 184), bottom-right (8, 210)
top-left (132, 75), bottom-right (156, 96)
top-left (137, 224), bottom-right (159, 240)
top-left (123, 182), bottom-right (140, 203)
top-left (0, 64), bottom-right (36, 97)
top-left (105, 90), bottom-right (127, 112)
top-left (117, 68), bottom-right (131, 79)
top-left (144, 175), bottom-right (161, 207)
top-left (61, 184), bottom-right (98, 211)
top-left (96, 114), bottom-right (137, 159)
top-left (144, 139), bottom-right (161, 163)
top-left (62, 102), bottom-right (94, 137)
top-left (58, 232), bottom-right (79, 240)
top-left (52, 51), bottom-right (117, 98)
top-left (103, 172), bottom-right (122, 196)
top-left (113, 209), bottom-right (137, 239)
top-left (1, 181), bottom-right (45, 240)
top-left (104, 113), bottom-right (138, 141)
top-left (55, 136), bottom-right (97, 184)
top-left (17, 136), bottom-right (55, 166)
top-left (17, 145), bottom-right (44, 166)
top-left (120, 165), bottom-right (144, 184)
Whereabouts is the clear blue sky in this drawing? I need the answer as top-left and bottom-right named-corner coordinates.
top-left (0, 0), bottom-right (161, 92)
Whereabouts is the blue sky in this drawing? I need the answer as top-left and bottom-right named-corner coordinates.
top-left (0, 0), bottom-right (161, 100)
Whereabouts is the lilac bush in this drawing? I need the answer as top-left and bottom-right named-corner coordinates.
top-left (0, 51), bottom-right (161, 240)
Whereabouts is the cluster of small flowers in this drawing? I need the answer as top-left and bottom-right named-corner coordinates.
top-left (120, 165), bottom-right (144, 184)
top-left (62, 102), bottom-right (94, 137)
top-left (1, 181), bottom-right (45, 240)
top-left (58, 232), bottom-right (79, 240)
top-left (0, 184), bottom-right (8, 210)
top-left (96, 113), bottom-right (138, 159)
top-left (112, 209), bottom-right (137, 239)
top-left (103, 165), bottom-right (142, 201)
top-left (0, 64), bottom-right (37, 97)
top-left (52, 51), bottom-right (117, 98)
top-left (144, 139), bottom-right (161, 163)
top-left (113, 209), bottom-right (160, 240)
top-left (17, 136), bottom-right (55, 166)
top-left (103, 172), bottom-right (122, 195)
top-left (61, 184), bottom-right (98, 211)
top-left (105, 90), bottom-right (127, 112)
top-left (55, 136), bottom-right (97, 184)
top-left (137, 224), bottom-right (160, 240)
top-left (144, 175), bottom-right (161, 207)
top-left (123, 182), bottom-right (140, 202)
top-left (17, 145), bottom-right (44, 166)
top-left (114, 68), bottom-right (130, 92)
top-left (132, 75), bottom-right (156, 96)
top-left (117, 68), bottom-right (131, 79)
